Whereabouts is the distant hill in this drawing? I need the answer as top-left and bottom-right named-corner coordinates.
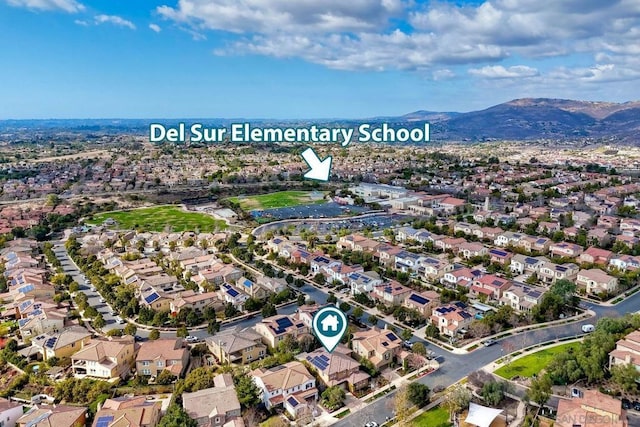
top-left (412, 98), bottom-right (640, 143)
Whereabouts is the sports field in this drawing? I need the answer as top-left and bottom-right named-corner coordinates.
top-left (228, 190), bottom-right (326, 211)
top-left (90, 206), bottom-right (227, 232)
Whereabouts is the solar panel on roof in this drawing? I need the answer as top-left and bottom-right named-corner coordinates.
top-left (45, 337), bottom-right (58, 349)
top-left (386, 333), bottom-right (398, 341)
top-left (459, 311), bottom-right (472, 319)
top-left (409, 294), bottom-right (429, 305)
top-left (96, 416), bottom-right (115, 427)
top-left (287, 397), bottom-right (299, 408)
top-left (144, 292), bottom-right (160, 304)
top-left (227, 288), bottom-right (239, 297)
top-left (382, 341), bottom-right (389, 347)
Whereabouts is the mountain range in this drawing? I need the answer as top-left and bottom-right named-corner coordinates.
top-left (406, 98), bottom-right (640, 143)
top-left (1, 98), bottom-right (639, 144)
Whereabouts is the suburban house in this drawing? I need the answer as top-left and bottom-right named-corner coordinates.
top-left (609, 255), bottom-right (640, 272)
top-left (351, 327), bottom-right (402, 370)
top-left (0, 398), bottom-right (23, 427)
top-left (576, 268), bottom-right (618, 295)
top-left (135, 338), bottom-right (190, 378)
top-left (71, 335), bottom-right (138, 381)
top-left (610, 330), bottom-right (640, 370)
top-left (555, 390), bottom-right (627, 427)
top-left (218, 283), bottom-right (249, 309)
top-left (430, 302), bottom-right (474, 338)
top-left (404, 290), bottom-right (440, 317)
top-left (170, 291), bottom-right (220, 316)
top-left (302, 345), bottom-right (370, 392)
top-left (347, 271), bottom-right (383, 295)
top-left (441, 267), bottom-right (484, 289)
top-left (549, 242), bottom-right (584, 258)
top-left (421, 257), bottom-right (453, 281)
top-left (253, 313), bottom-right (311, 349)
top-left (510, 254), bottom-right (548, 275)
top-left (580, 244), bottom-right (613, 262)
top-left (251, 361), bottom-right (318, 419)
top-left (456, 242), bottom-right (488, 260)
top-left (182, 373), bottom-right (243, 427)
top-left (371, 281), bottom-right (411, 305)
top-left (471, 275), bottom-right (512, 301)
top-left (235, 277), bottom-right (268, 299)
top-left (205, 327), bottom-right (266, 365)
top-left (488, 248), bottom-right (513, 265)
top-left (93, 396), bottom-right (162, 427)
top-left (31, 326), bottom-right (92, 362)
top-left (500, 282), bottom-right (546, 312)
top-left (538, 262), bottom-right (579, 284)
top-left (17, 405), bottom-right (87, 427)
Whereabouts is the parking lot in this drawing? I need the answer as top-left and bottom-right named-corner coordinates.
top-left (251, 201), bottom-right (371, 221)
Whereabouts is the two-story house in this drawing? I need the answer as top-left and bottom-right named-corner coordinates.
top-left (351, 327), bottom-right (402, 370)
top-left (251, 361), bottom-right (318, 419)
top-left (576, 268), bottom-right (618, 295)
top-left (93, 396), bottom-right (162, 427)
top-left (371, 281), bottom-right (411, 306)
top-left (430, 302), bottom-right (473, 338)
top-left (135, 338), bottom-right (190, 378)
top-left (71, 335), bottom-right (138, 382)
top-left (500, 282), bottom-right (546, 312)
top-left (303, 345), bottom-right (370, 392)
top-left (205, 327), bottom-right (266, 365)
top-left (253, 314), bottom-right (310, 349)
top-left (182, 373), bottom-right (243, 427)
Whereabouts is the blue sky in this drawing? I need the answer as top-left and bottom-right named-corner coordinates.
top-left (1, 0), bottom-right (639, 119)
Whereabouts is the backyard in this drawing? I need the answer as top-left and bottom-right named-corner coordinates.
top-left (412, 405), bottom-right (452, 427)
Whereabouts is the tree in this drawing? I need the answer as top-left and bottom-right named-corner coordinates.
top-left (443, 385), bottom-right (471, 422)
top-left (611, 363), bottom-right (639, 394)
top-left (261, 303), bottom-right (277, 318)
top-left (123, 323), bottom-right (137, 336)
top-left (93, 313), bottom-right (105, 329)
top-left (407, 383), bottom-right (430, 408)
top-left (296, 294), bottom-right (306, 306)
top-left (207, 320), bottom-right (220, 335)
top-left (338, 302), bottom-right (351, 313)
top-left (481, 381), bottom-right (505, 406)
top-left (321, 386), bottom-right (346, 411)
top-left (526, 373), bottom-right (552, 412)
top-left (224, 303), bottom-right (239, 319)
top-left (393, 384), bottom-right (415, 426)
top-left (326, 293), bottom-right (338, 304)
top-left (156, 369), bottom-right (177, 385)
top-left (412, 342), bottom-right (426, 357)
top-left (425, 324), bottom-right (439, 338)
top-left (352, 306), bottom-right (364, 318)
top-left (401, 329), bottom-right (413, 341)
top-left (235, 374), bottom-right (260, 408)
top-left (158, 404), bottom-right (197, 427)
top-left (368, 314), bottom-right (379, 325)
top-left (177, 326), bottom-right (188, 338)
top-left (149, 329), bottom-right (160, 340)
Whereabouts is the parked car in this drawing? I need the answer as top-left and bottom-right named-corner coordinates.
top-left (633, 401), bottom-right (640, 411)
top-left (483, 338), bottom-right (497, 347)
top-left (581, 324), bottom-right (595, 333)
top-left (403, 340), bottom-right (414, 349)
top-left (364, 422), bottom-right (379, 427)
top-left (622, 398), bottom-right (631, 409)
top-left (185, 336), bottom-right (199, 343)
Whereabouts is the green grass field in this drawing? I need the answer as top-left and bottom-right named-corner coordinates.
top-left (494, 342), bottom-right (580, 379)
top-left (90, 206), bottom-right (227, 232)
top-left (412, 406), bottom-right (451, 427)
top-left (228, 190), bottom-right (326, 211)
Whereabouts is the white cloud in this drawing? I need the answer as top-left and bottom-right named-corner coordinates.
top-left (6, 0), bottom-right (84, 13)
top-left (158, 0), bottom-right (640, 92)
top-left (469, 65), bottom-right (539, 79)
top-left (149, 23), bottom-right (162, 33)
top-left (94, 14), bottom-right (136, 30)
top-left (74, 19), bottom-right (88, 26)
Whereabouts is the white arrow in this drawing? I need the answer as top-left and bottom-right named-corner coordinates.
top-left (301, 147), bottom-right (332, 182)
